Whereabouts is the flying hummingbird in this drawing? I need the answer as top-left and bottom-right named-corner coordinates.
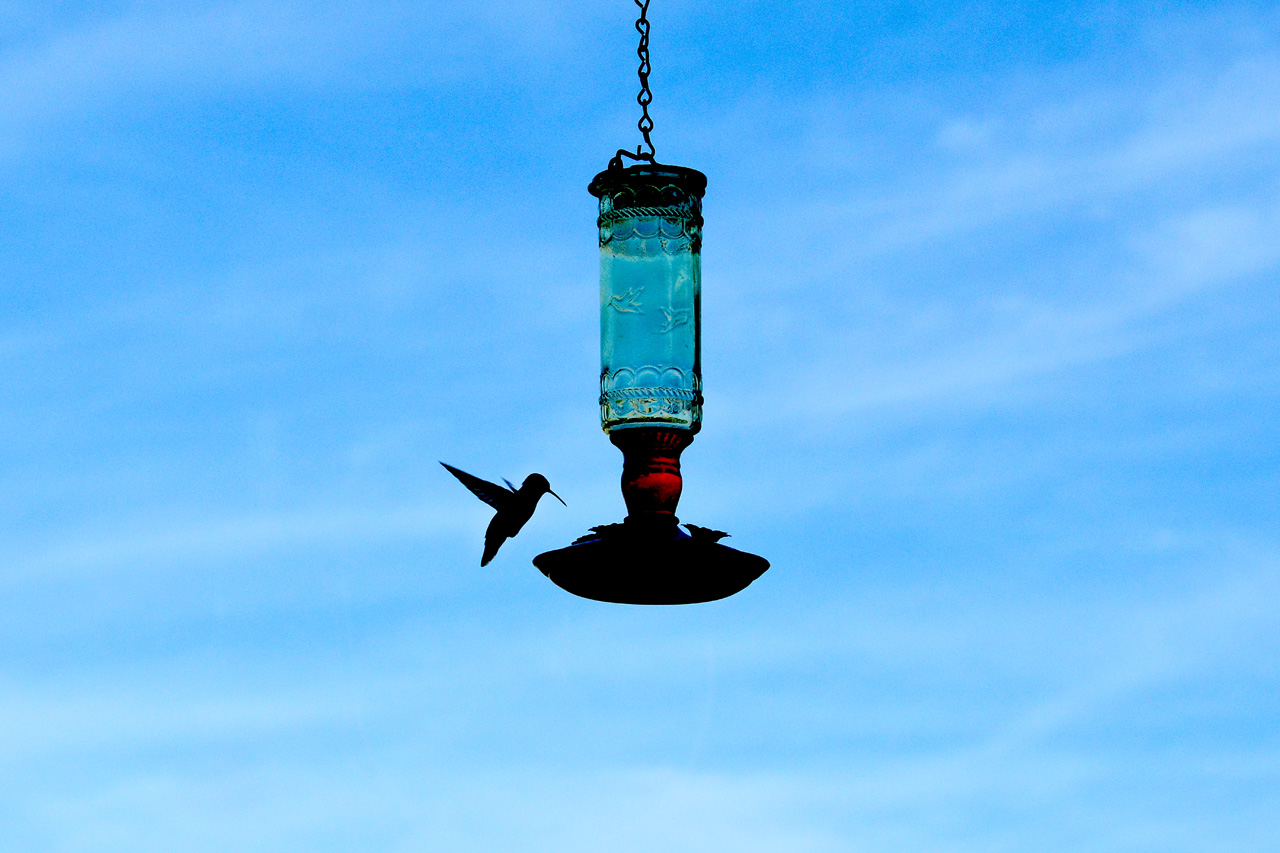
top-left (441, 462), bottom-right (566, 566)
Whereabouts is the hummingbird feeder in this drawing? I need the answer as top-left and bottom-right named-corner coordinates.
top-left (533, 0), bottom-right (769, 604)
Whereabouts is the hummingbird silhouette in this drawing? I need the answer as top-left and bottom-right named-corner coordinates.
top-left (441, 462), bottom-right (565, 566)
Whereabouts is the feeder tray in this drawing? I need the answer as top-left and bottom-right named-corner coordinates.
top-left (534, 515), bottom-right (769, 605)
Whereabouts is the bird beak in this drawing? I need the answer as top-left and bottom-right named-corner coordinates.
top-left (548, 488), bottom-right (566, 506)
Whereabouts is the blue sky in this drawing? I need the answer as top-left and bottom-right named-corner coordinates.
top-left (2, 1), bottom-right (1279, 849)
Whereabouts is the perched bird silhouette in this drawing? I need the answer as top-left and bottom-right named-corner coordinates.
top-left (441, 462), bottom-right (565, 566)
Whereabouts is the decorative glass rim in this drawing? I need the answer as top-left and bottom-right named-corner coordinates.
top-left (588, 164), bottom-right (707, 200)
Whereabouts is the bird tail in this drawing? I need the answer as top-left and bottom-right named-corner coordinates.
top-left (481, 532), bottom-right (504, 567)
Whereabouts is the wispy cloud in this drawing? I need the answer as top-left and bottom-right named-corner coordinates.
top-left (0, 0), bottom-right (602, 161)
top-left (697, 51), bottom-right (1280, 428)
top-left (0, 499), bottom-right (467, 585)
top-left (3, 540), bottom-right (1274, 850)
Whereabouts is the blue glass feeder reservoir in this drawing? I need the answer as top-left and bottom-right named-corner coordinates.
top-left (594, 166), bottom-right (705, 433)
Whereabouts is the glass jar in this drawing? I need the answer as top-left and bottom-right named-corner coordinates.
top-left (590, 165), bottom-right (707, 433)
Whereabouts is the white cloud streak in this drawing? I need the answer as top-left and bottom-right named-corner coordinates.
top-left (0, 498), bottom-right (467, 584)
top-left (703, 52), bottom-right (1280, 427)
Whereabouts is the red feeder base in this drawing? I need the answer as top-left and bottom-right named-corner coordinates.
top-left (533, 427), bottom-right (769, 605)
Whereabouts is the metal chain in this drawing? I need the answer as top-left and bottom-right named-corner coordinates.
top-left (610, 0), bottom-right (659, 169)
top-left (634, 0), bottom-right (656, 161)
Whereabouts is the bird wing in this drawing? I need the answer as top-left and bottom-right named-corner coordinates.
top-left (440, 462), bottom-right (514, 510)
top-left (503, 478), bottom-right (518, 492)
